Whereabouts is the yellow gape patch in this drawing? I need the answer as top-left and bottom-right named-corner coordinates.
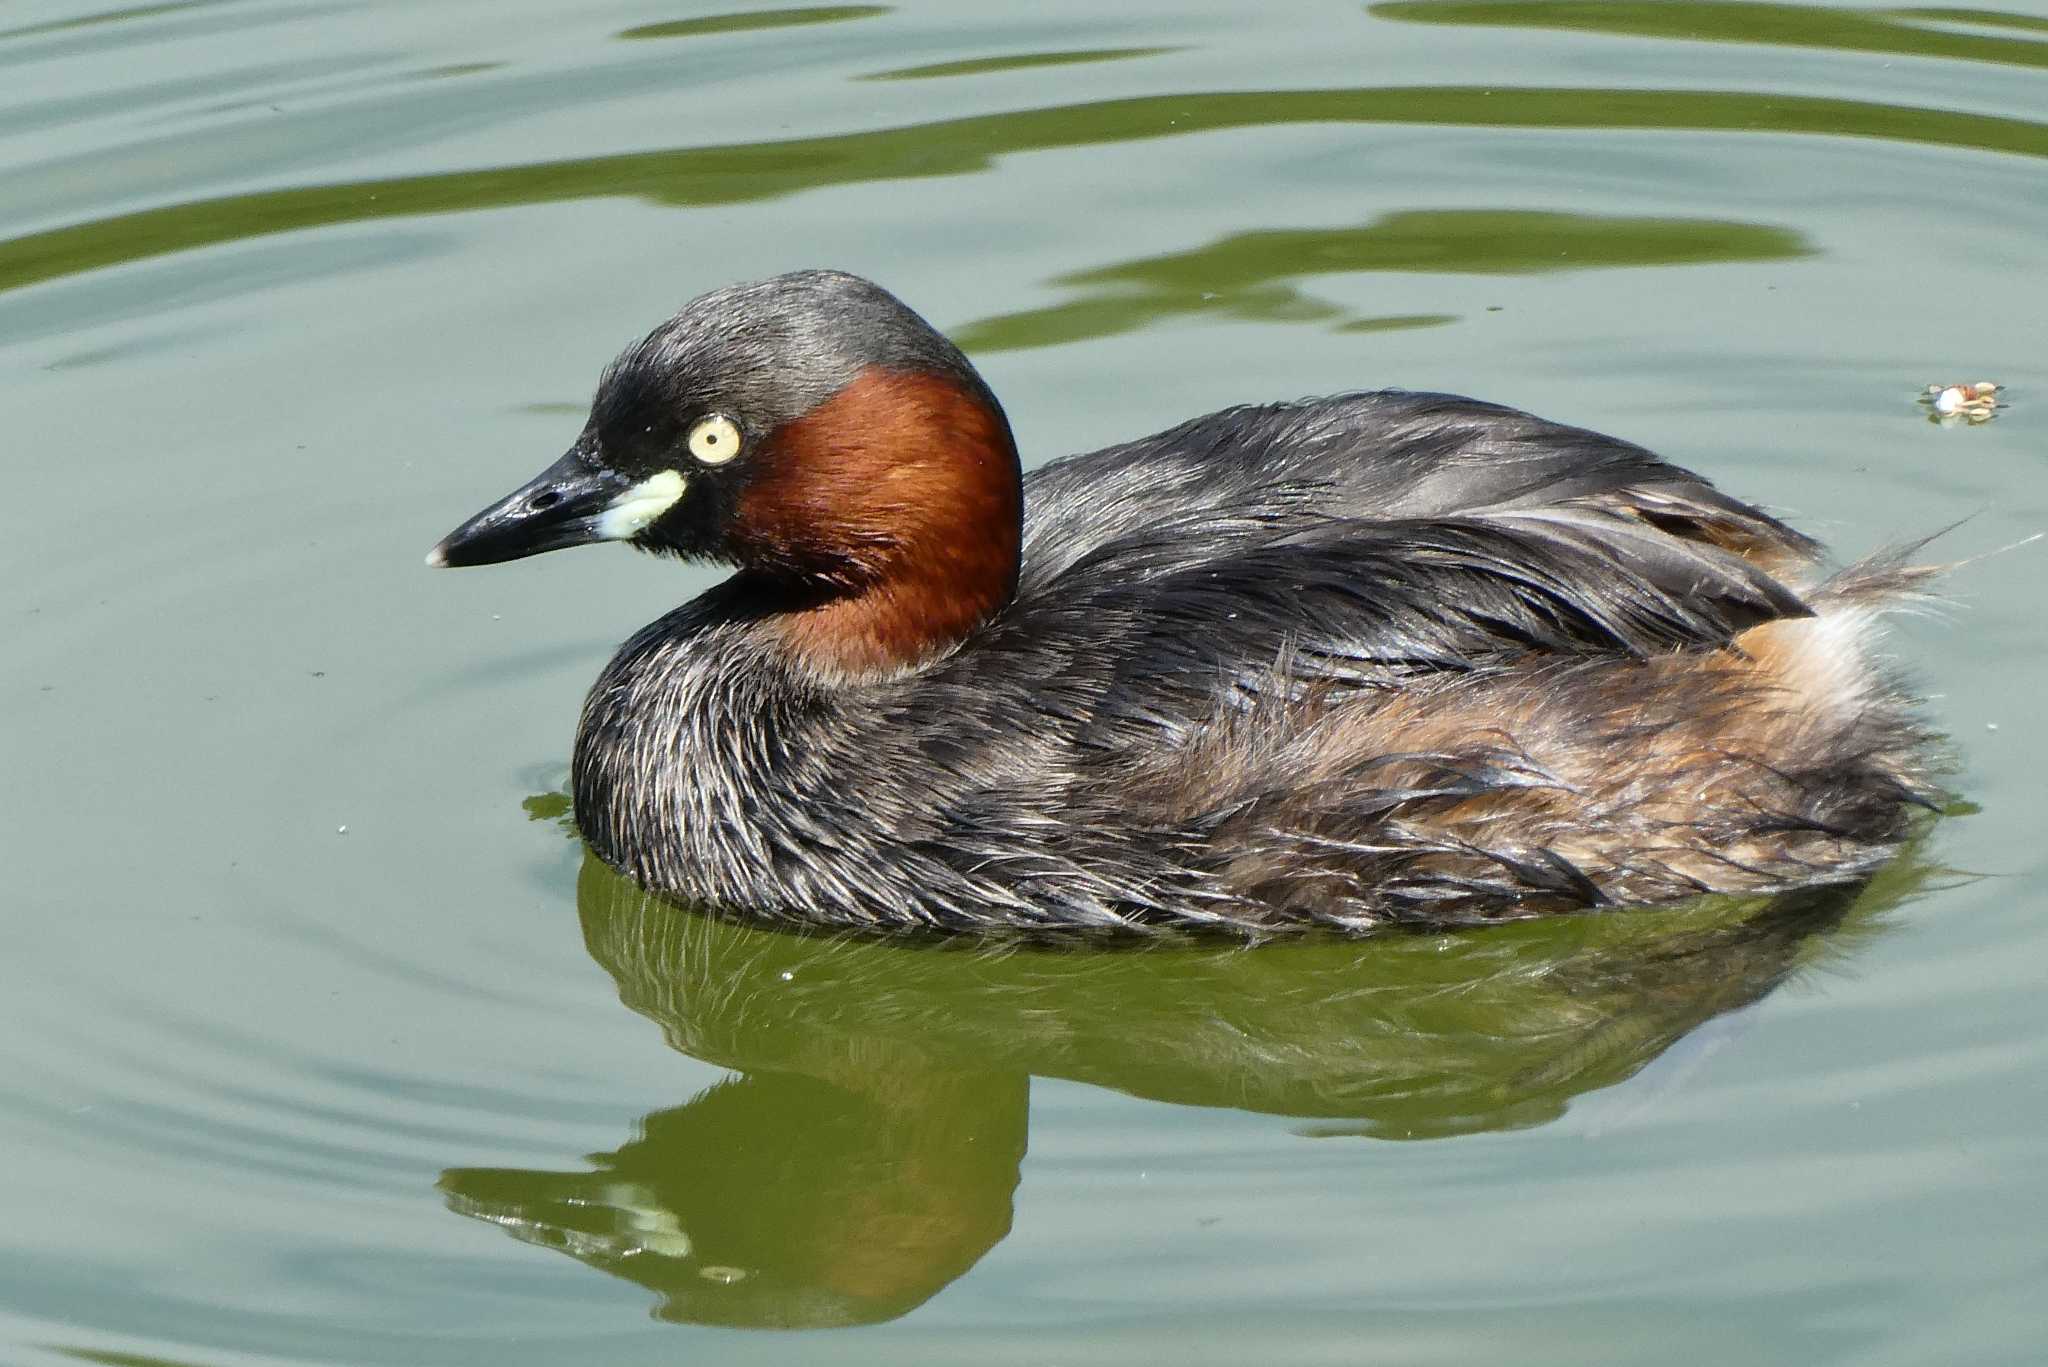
top-left (598, 469), bottom-right (686, 539)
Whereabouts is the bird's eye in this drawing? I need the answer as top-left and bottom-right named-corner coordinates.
top-left (686, 414), bottom-right (742, 466)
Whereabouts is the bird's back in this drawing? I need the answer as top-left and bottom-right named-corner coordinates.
top-left (942, 391), bottom-right (1934, 931)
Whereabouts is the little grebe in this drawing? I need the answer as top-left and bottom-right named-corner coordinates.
top-left (430, 270), bottom-right (1935, 935)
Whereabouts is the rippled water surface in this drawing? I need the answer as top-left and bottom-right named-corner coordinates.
top-left (5, 2), bottom-right (2046, 1362)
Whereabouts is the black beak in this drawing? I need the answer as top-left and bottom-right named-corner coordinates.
top-left (427, 446), bottom-right (633, 568)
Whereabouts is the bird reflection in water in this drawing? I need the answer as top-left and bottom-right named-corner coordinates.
top-left (440, 841), bottom-right (1940, 1327)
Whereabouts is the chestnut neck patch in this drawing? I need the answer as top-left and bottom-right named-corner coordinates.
top-left (732, 366), bottom-right (1023, 682)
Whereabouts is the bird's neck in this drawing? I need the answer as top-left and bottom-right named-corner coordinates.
top-left (730, 366), bottom-right (1024, 684)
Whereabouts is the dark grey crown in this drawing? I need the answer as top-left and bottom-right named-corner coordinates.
top-left (590, 270), bottom-right (989, 447)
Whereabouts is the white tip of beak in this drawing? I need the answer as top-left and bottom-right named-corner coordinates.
top-left (425, 545), bottom-right (449, 568)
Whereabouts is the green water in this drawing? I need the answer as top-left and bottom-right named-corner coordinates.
top-left (4, 1), bottom-right (2045, 1362)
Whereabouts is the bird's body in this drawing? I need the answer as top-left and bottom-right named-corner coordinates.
top-left (434, 271), bottom-right (1935, 935)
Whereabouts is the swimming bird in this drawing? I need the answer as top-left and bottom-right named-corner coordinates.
top-left (429, 269), bottom-right (1936, 935)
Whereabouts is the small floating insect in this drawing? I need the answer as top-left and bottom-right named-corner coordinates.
top-left (1921, 381), bottom-right (2000, 425)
